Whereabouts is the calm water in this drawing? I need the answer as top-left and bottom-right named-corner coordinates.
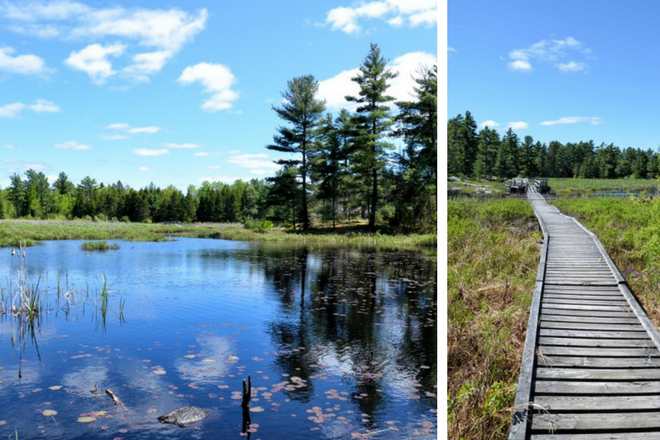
top-left (0, 239), bottom-right (437, 439)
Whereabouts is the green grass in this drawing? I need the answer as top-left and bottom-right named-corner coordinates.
top-left (81, 241), bottom-right (120, 251)
top-left (551, 195), bottom-right (660, 323)
top-left (0, 219), bottom-right (435, 252)
top-left (448, 198), bottom-right (540, 439)
top-left (549, 178), bottom-right (659, 197)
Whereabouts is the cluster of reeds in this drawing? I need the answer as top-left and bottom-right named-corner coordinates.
top-left (6, 241), bottom-right (42, 320)
top-left (447, 198), bottom-right (540, 439)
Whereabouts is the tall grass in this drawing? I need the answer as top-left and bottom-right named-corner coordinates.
top-left (0, 219), bottom-right (435, 252)
top-left (552, 195), bottom-right (660, 323)
top-left (549, 178), bottom-right (659, 198)
top-left (448, 198), bottom-right (541, 439)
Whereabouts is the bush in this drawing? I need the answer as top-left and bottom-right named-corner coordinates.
top-left (81, 241), bottom-right (120, 251)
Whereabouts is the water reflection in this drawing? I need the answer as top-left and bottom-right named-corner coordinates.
top-left (0, 239), bottom-right (436, 439)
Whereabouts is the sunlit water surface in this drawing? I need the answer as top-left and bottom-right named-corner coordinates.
top-left (0, 238), bottom-right (437, 439)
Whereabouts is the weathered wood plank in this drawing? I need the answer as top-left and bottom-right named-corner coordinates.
top-left (540, 322), bottom-right (644, 331)
top-left (537, 356), bottom-right (660, 368)
top-left (539, 328), bottom-right (648, 338)
top-left (541, 303), bottom-right (629, 311)
top-left (532, 433), bottom-right (660, 440)
top-left (535, 380), bottom-right (660, 395)
top-left (538, 337), bottom-right (654, 348)
top-left (540, 309), bottom-right (634, 318)
top-left (536, 368), bottom-right (660, 380)
top-left (538, 346), bottom-right (659, 357)
top-left (541, 316), bottom-right (638, 324)
top-left (531, 412), bottom-right (660, 432)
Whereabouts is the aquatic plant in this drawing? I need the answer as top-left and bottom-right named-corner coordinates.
top-left (81, 240), bottom-right (120, 251)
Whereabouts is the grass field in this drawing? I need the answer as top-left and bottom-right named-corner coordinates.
top-left (0, 219), bottom-right (437, 252)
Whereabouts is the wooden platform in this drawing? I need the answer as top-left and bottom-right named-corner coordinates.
top-left (509, 193), bottom-right (660, 439)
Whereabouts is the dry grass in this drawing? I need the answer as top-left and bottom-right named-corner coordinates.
top-left (447, 198), bottom-right (541, 439)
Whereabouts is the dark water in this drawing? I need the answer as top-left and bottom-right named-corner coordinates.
top-left (0, 239), bottom-right (437, 439)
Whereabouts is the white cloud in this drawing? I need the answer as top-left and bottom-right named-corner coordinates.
top-left (0, 47), bottom-right (47, 75)
top-left (54, 140), bottom-right (92, 150)
top-left (508, 60), bottom-right (532, 71)
top-left (194, 152), bottom-right (209, 157)
top-left (325, 0), bottom-right (436, 33)
top-left (447, 46), bottom-right (457, 53)
top-left (557, 61), bottom-right (585, 72)
top-left (178, 62), bottom-right (239, 111)
top-left (65, 43), bottom-right (126, 84)
top-left (227, 153), bottom-right (280, 175)
top-left (507, 121), bottom-right (528, 130)
top-left (164, 143), bottom-right (200, 149)
top-left (198, 175), bottom-right (238, 184)
top-left (128, 126), bottom-right (160, 134)
top-left (106, 123), bottom-right (160, 134)
top-left (540, 116), bottom-right (602, 126)
top-left (29, 99), bottom-right (61, 112)
top-left (100, 134), bottom-right (127, 141)
top-left (0, 102), bottom-right (26, 118)
top-left (508, 37), bottom-right (590, 73)
top-left (480, 120), bottom-right (500, 128)
top-left (318, 51), bottom-right (437, 111)
top-left (138, 166), bottom-right (151, 171)
top-left (0, 99), bottom-right (61, 117)
top-left (133, 148), bottom-right (169, 156)
top-left (2, 3), bottom-right (208, 83)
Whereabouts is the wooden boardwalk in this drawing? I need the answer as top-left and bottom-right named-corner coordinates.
top-left (510, 193), bottom-right (660, 439)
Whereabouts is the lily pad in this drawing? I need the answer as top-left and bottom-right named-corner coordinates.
top-left (49, 385), bottom-right (63, 391)
top-left (42, 410), bottom-right (58, 416)
top-left (250, 406), bottom-right (265, 413)
top-left (78, 416), bottom-right (96, 423)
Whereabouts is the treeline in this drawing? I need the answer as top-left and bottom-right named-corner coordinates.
top-left (0, 45), bottom-right (437, 234)
top-left (448, 110), bottom-right (660, 180)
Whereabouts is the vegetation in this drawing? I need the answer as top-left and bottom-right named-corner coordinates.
top-left (449, 110), bottom-right (660, 181)
top-left (551, 196), bottom-right (660, 323)
top-left (448, 198), bottom-right (540, 439)
top-left (549, 178), bottom-right (658, 197)
top-left (0, 219), bottom-right (435, 251)
top-left (81, 241), bottom-right (120, 251)
top-left (0, 45), bottom-right (436, 236)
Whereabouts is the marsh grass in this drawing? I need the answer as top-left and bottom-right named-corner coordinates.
top-left (448, 198), bottom-right (541, 439)
top-left (549, 178), bottom-right (659, 197)
top-left (81, 241), bottom-right (120, 251)
top-left (0, 219), bottom-right (435, 252)
top-left (552, 196), bottom-right (660, 324)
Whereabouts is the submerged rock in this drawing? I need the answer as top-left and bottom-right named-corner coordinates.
top-left (158, 406), bottom-right (210, 427)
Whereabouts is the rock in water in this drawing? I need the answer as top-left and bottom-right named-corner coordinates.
top-left (158, 406), bottom-right (210, 427)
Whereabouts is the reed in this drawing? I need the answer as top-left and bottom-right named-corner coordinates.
top-left (81, 240), bottom-right (120, 251)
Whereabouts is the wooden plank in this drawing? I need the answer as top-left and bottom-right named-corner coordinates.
top-left (538, 346), bottom-right (659, 357)
top-left (535, 380), bottom-right (660, 395)
top-left (542, 299), bottom-right (627, 306)
top-left (531, 412), bottom-right (660, 432)
top-left (541, 316), bottom-right (638, 324)
top-left (541, 303), bottom-right (629, 311)
top-left (540, 309), bottom-right (634, 318)
top-left (536, 368), bottom-right (660, 381)
top-left (540, 322), bottom-right (643, 331)
top-left (540, 328), bottom-right (649, 339)
top-left (537, 356), bottom-right (660, 368)
top-left (542, 295), bottom-right (625, 302)
top-left (538, 337), bottom-right (654, 348)
top-left (532, 433), bottom-right (660, 440)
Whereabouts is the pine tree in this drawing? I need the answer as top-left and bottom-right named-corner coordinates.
top-left (267, 75), bottom-right (325, 231)
top-left (346, 43), bottom-right (397, 231)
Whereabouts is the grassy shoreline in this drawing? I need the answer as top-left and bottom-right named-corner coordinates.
top-left (0, 219), bottom-right (436, 252)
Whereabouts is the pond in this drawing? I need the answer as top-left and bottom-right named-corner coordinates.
top-left (0, 238), bottom-right (437, 439)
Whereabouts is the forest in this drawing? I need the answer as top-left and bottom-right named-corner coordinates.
top-left (448, 110), bottom-right (660, 180)
top-left (0, 45), bottom-right (437, 235)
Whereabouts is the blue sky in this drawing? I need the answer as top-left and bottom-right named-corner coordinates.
top-left (0, 0), bottom-right (437, 191)
top-left (448, 1), bottom-right (660, 152)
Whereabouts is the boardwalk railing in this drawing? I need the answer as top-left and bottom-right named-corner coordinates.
top-left (509, 193), bottom-right (660, 439)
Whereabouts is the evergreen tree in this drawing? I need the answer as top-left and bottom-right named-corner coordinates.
top-left (267, 75), bottom-right (326, 231)
top-left (473, 126), bottom-right (500, 178)
top-left (346, 43), bottom-right (397, 231)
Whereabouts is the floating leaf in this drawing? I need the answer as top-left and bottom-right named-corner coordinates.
top-left (49, 385), bottom-right (63, 391)
top-left (183, 355), bottom-right (196, 359)
top-left (42, 410), bottom-right (57, 416)
top-left (250, 406), bottom-right (265, 413)
top-left (78, 416), bottom-right (96, 423)
top-left (202, 359), bottom-right (217, 363)
top-left (153, 369), bottom-right (166, 375)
